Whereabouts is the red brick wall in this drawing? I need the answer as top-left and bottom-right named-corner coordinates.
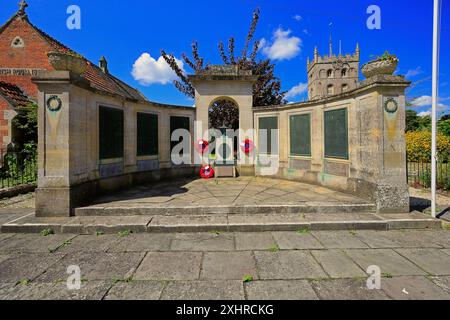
top-left (0, 18), bottom-right (55, 100)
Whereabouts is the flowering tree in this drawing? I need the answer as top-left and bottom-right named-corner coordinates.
top-left (161, 8), bottom-right (286, 108)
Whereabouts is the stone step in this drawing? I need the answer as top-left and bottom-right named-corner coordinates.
top-left (74, 203), bottom-right (377, 216)
top-left (0, 212), bottom-right (442, 234)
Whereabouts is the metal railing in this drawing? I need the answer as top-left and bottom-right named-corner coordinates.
top-left (0, 149), bottom-right (37, 189)
top-left (407, 161), bottom-right (449, 191)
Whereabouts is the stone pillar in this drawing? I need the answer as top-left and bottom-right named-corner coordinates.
top-left (355, 74), bottom-right (411, 213)
top-left (33, 71), bottom-right (91, 217)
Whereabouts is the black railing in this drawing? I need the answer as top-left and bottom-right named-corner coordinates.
top-left (407, 161), bottom-right (450, 191)
top-left (0, 149), bottom-right (37, 189)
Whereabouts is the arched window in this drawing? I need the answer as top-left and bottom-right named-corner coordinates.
top-left (342, 84), bottom-right (349, 92)
top-left (327, 69), bottom-right (333, 78)
top-left (341, 69), bottom-right (347, 77)
top-left (327, 85), bottom-right (334, 95)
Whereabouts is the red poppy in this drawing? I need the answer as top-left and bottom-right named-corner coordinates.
top-left (195, 139), bottom-right (209, 154)
top-left (240, 139), bottom-right (254, 154)
top-left (200, 165), bottom-right (215, 179)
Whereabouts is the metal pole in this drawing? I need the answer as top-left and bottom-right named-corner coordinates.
top-left (431, 0), bottom-right (441, 218)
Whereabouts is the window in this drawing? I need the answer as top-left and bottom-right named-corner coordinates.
top-left (327, 84), bottom-right (334, 95)
top-left (137, 113), bottom-right (158, 156)
top-left (341, 69), bottom-right (347, 77)
top-left (170, 116), bottom-right (190, 159)
top-left (99, 106), bottom-right (124, 160)
top-left (327, 69), bottom-right (333, 78)
top-left (324, 108), bottom-right (348, 159)
top-left (342, 84), bottom-right (349, 92)
top-left (290, 114), bottom-right (311, 157)
top-left (258, 116), bottom-right (278, 155)
top-left (11, 36), bottom-right (24, 48)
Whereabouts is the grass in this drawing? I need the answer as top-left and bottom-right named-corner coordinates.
top-left (268, 244), bottom-right (280, 252)
top-left (18, 279), bottom-right (29, 286)
top-left (297, 228), bottom-right (310, 234)
top-left (349, 230), bottom-right (358, 236)
top-left (40, 228), bottom-right (54, 237)
top-left (95, 231), bottom-right (104, 236)
top-left (209, 230), bottom-right (221, 235)
top-left (48, 240), bottom-right (71, 253)
top-left (112, 276), bottom-right (133, 284)
top-left (118, 230), bottom-right (133, 237)
top-left (242, 275), bottom-right (254, 283)
top-left (382, 272), bottom-right (393, 279)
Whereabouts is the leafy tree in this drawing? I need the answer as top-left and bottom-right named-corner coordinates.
top-left (405, 110), bottom-right (421, 132)
top-left (12, 103), bottom-right (38, 146)
top-left (161, 8), bottom-right (286, 107)
top-left (438, 119), bottom-right (450, 136)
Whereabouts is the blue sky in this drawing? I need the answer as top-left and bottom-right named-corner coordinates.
top-left (1, 0), bottom-right (449, 116)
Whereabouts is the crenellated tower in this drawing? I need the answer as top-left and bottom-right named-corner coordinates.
top-left (307, 42), bottom-right (360, 101)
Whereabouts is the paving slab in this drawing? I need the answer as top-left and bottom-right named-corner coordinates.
top-left (310, 278), bottom-right (390, 300)
top-left (311, 250), bottom-right (367, 278)
top-left (245, 280), bottom-right (318, 300)
top-left (345, 249), bottom-right (426, 276)
top-left (430, 276), bottom-right (450, 294)
top-left (0, 233), bottom-right (15, 243)
top-left (1, 215), bottom-right (71, 233)
top-left (377, 213), bottom-right (441, 230)
top-left (54, 235), bottom-right (120, 253)
top-left (0, 234), bottom-right (76, 253)
top-left (228, 214), bottom-right (309, 232)
top-left (395, 248), bottom-right (450, 275)
top-left (134, 252), bottom-right (202, 281)
top-left (0, 281), bottom-right (111, 300)
top-left (235, 232), bottom-right (276, 251)
top-left (254, 251), bottom-right (327, 280)
top-left (170, 233), bottom-right (234, 251)
top-left (380, 276), bottom-right (449, 300)
top-left (0, 253), bottom-right (64, 283)
top-left (148, 214), bottom-right (228, 233)
top-left (311, 231), bottom-right (369, 249)
top-left (161, 280), bottom-right (244, 300)
top-left (62, 216), bottom-right (152, 234)
top-left (201, 252), bottom-right (258, 280)
top-left (35, 252), bottom-right (145, 283)
top-left (108, 234), bottom-right (173, 252)
top-left (105, 281), bottom-right (164, 300)
top-left (272, 232), bottom-right (323, 250)
top-left (354, 230), bottom-right (441, 249)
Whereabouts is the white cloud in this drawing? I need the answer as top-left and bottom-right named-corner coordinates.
top-left (410, 95), bottom-right (432, 107)
top-left (418, 111), bottom-right (431, 117)
top-left (131, 53), bottom-right (185, 85)
top-left (303, 29), bottom-right (309, 35)
top-left (261, 28), bottom-right (302, 61)
top-left (293, 15), bottom-right (302, 21)
top-left (405, 67), bottom-right (423, 79)
top-left (410, 95), bottom-right (450, 113)
top-left (285, 82), bottom-right (308, 100)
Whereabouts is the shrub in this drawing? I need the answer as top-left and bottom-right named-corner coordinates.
top-left (406, 131), bottom-right (450, 163)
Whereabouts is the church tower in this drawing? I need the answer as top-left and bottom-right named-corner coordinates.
top-left (307, 42), bottom-right (360, 101)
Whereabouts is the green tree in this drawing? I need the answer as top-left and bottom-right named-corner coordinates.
top-left (12, 103), bottom-right (38, 146)
top-left (438, 119), bottom-right (450, 136)
top-left (405, 110), bottom-right (421, 132)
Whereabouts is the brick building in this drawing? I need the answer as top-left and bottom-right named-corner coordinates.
top-left (0, 1), bottom-right (147, 153)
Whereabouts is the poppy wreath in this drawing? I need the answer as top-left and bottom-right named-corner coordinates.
top-left (195, 139), bottom-right (209, 154)
top-left (240, 139), bottom-right (254, 154)
top-left (200, 165), bottom-right (215, 179)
